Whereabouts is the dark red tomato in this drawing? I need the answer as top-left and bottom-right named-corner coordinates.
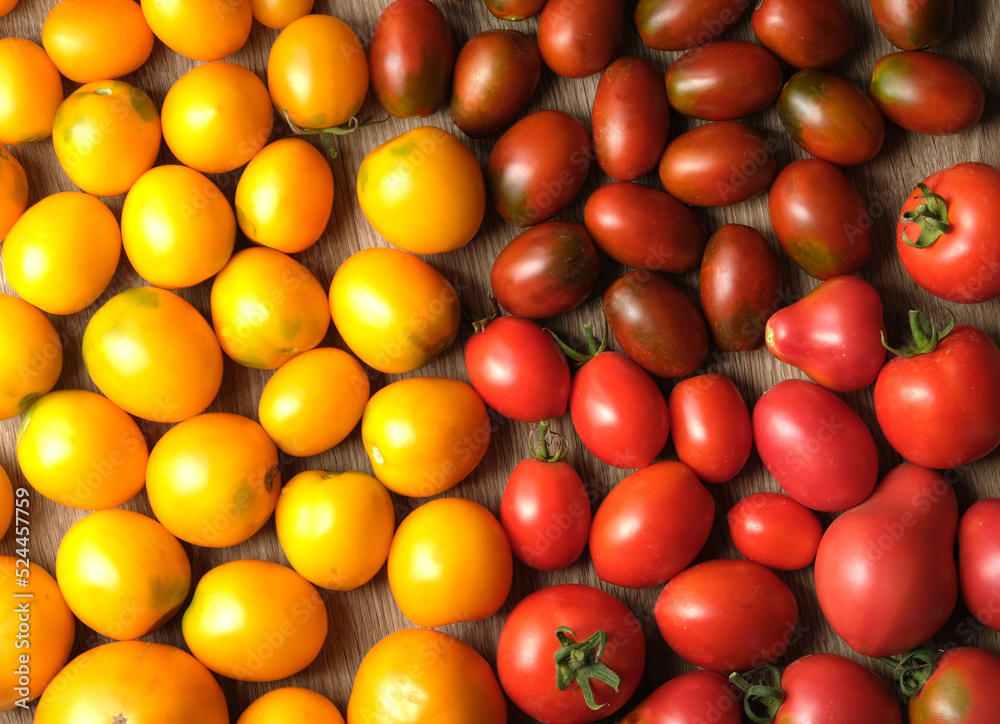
top-left (814, 463), bottom-right (958, 657)
top-left (537, 0), bottom-right (626, 79)
top-left (765, 276), bottom-right (886, 392)
top-left (487, 110), bottom-right (592, 227)
top-left (604, 271), bottom-right (709, 378)
top-left (870, 0), bottom-right (953, 50)
top-left (909, 648), bottom-right (1000, 724)
top-left (484, 0), bottom-right (547, 21)
top-left (753, 379), bottom-right (878, 512)
top-left (752, 0), bottom-right (854, 69)
top-left (667, 373), bottom-right (752, 484)
top-left (583, 182), bottom-right (707, 273)
top-left (768, 159), bottom-right (871, 279)
top-left (654, 559), bottom-right (798, 672)
top-left (777, 70), bottom-right (885, 166)
top-left (896, 162), bottom-right (1000, 304)
top-left (699, 223), bottom-right (781, 352)
top-left (368, 0), bottom-right (453, 118)
top-left (658, 121), bottom-right (776, 207)
top-left (635, 0), bottom-right (747, 51)
top-left (958, 498), bottom-right (1000, 631)
top-left (592, 57), bottom-right (670, 181)
top-left (590, 461), bottom-right (714, 588)
top-left (619, 671), bottom-right (742, 724)
top-left (875, 316), bottom-right (1000, 468)
top-left (496, 584), bottom-right (645, 723)
top-left (490, 221), bottom-right (599, 319)
top-left (728, 492), bottom-right (823, 570)
top-left (665, 41), bottom-right (782, 120)
top-left (450, 30), bottom-right (542, 139)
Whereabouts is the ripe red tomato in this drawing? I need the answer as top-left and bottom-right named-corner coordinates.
top-left (537, 0), bottom-right (626, 79)
top-left (908, 648), bottom-right (1000, 724)
top-left (636, 0), bottom-right (746, 51)
top-left (618, 671), bottom-right (742, 724)
top-left (728, 492), bottom-right (823, 570)
top-left (959, 498), bottom-right (1000, 631)
top-left (751, 0), bottom-right (854, 69)
top-left (870, 0), bottom-right (952, 50)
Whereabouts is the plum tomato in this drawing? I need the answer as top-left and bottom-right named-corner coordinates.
top-left (958, 498), bottom-right (1000, 631)
top-left (728, 492), bottom-right (823, 570)
top-left (752, 0), bottom-right (854, 69)
top-left (636, 0), bottom-right (747, 51)
top-left (870, 0), bottom-right (953, 50)
top-left (537, 0), bottom-right (626, 79)
top-left (618, 671), bottom-right (742, 724)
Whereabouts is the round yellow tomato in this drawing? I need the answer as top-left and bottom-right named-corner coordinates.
top-left (0, 556), bottom-right (74, 711)
top-left (268, 14), bottom-right (369, 129)
top-left (0, 0), bottom-right (18, 17)
top-left (0, 38), bottom-right (62, 145)
top-left (182, 559), bottom-right (328, 682)
top-left (34, 641), bottom-right (229, 723)
top-left (235, 138), bottom-right (334, 253)
top-left (162, 61), bottom-right (273, 174)
top-left (0, 293), bottom-right (62, 421)
top-left (249, 0), bottom-right (312, 29)
top-left (42, 0), bottom-right (154, 83)
top-left (239, 687), bottom-right (344, 724)
top-left (0, 465), bottom-right (11, 538)
top-left (276, 470), bottom-right (394, 591)
top-left (16, 389), bottom-right (148, 509)
top-left (82, 287), bottom-right (223, 422)
top-left (56, 509), bottom-right (190, 640)
top-left (2, 192), bottom-right (121, 315)
top-left (122, 165), bottom-right (236, 289)
top-left (146, 412), bottom-right (280, 547)
top-left (0, 146), bottom-right (27, 239)
top-left (141, 0), bottom-right (251, 61)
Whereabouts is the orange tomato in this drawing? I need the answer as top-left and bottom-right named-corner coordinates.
top-left (238, 687), bottom-right (344, 724)
top-left (235, 138), bottom-right (334, 253)
top-left (0, 145), bottom-right (27, 239)
top-left (122, 165), bottom-right (236, 289)
top-left (82, 287), bottom-right (223, 422)
top-left (249, 0), bottom-right (313, 29)
top-left (0, 465), bottom-right (11, 538)
top-left (0, 293), bottom-right (62, 421)
top-left (141, 0), bottom-right (252, 61)
top-left (0, 0), bottom-right (18, 17)
top-left (55, 509), bottom-right (190, 640)
top-left (162, 61), bottom-right (273, 174)
top-left (2, 192), bottom-right (121, 315)
top-left (145, 412), bottom-right (280, 547)
top-left (42, 0), bottom-right (154, 83)
top-left (16, 389), bottom-right (148, 510)
top-left (0, 38), bottom-right (62, 145)
top-left (182, 559), bottom-right (328, 681)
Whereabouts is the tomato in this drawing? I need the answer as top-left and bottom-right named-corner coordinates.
top-left (636, 0), bottom-right (746, 51)
top-left (538, 0), bottom-right (625, 79)
top-left (122, 165), bottom-right (236, 289)
top-left (591, 461), bottom-right (714, 588)
top-left (56, 509), bottom-right (190, 640)
top-left (908, 648), bottom-right (1000, 724)
top-left (658, 121), bottom-right (776, 206)
top-left (362, 377), bottom-right (491, 497)
top-left (258, 348), bottom-right (370, 457)
top-left (768, 159), bottom-right (872, 279)
top-left (249, 0), bottom-right (312, 29)
top-left (959, 498), bottom-right (1000, 631)
top-left (146, 412), bottom-right (280, 547)
top-left (0, 466), bottom-right (11, 537)
top-left (0, 0), bottom-right (16, 16)
top-left (665, 41), bottom-right (783, 120)
top-left (728, 492), bottom-right (823, 570)
top-left (0, 293), bottom-right (62, 421)
top-left (752, 0), bottom-right (855, 69)
top-left (42, 0), bottom-right (154, 83)
top-left (592, 57), bottom-right (670, 181)
top-left (82, 287), bottom-right (223, 422)
top-left (329, 247), bottom-right (460, 374)
top-left (753, 379), bottom-right (878, 512)
top-left (16, 389), bottom-right (147, 509)
top-left (896, 163), bottom-right (1000, 303)
top-left (814, 463), bottom-right (958, 657)
top-left (141, 0), bottom-right (251, 61)
top-left (239, 687), bottom-right (344, 724)
top-left (487, 109), bottom-right (592, 227)
top-left (497, 584), bottom-right (645, 722)
top-left (485, 0), bottom-right (545, 20)
top-left (870, 0), bottom-right (953, 50)
top-left (268, 14), bottom-right (369, 130)
top-left (235, 138), bottom-right (334, 254)
top-left (619, 671), bottom-right (742, 724)
top-left (604, 270), bottom-right (709, 378)
top-left (348, 628), bottom-right (507, 724)
top-left (0, 146), bottom-right (26, 239)
top-left (388, 497), bottom-right (512, 628)
top-left (357, 126), bottom-right (484, 254)
top-left (162, 61), bottom-right (273, 174)
top-left (465, 316), bottom-right (571, 422)
top-left (777, 70), bottom-right (885, 166)
top-left (211, 247), bottom-right (330, 370)
top-left (0, 38), bottom-right (62, 145)
top-left (584, 182), bottom-right (707, 273)
top-left (276, 470), bottom-right (393, 591)
top-left (491, 221), bottom-right (599, 319)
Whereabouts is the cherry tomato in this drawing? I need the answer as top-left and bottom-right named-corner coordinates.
top-left (538, 0), bottom-right (626, 79)
top-left (619, 671), bottom-right (742, 724)
top-left (0, 38), bottom-right (62, 145)
top-left (0, 146), bottom-right (27, 239)
top-left (870, 0), bottom-right (953, 50)
top-left (752, 0), bottom-right (854, 69)
top-left (728, 492), bottom-right (823, 570)
top-left (249, 0), bottom-right (312, 29)
top-left (636, 0), bottom-right (746, 51)
top-left (484, 0), bottom-right (545, 20)
top-left (958, 498), bottom-right (1000, 631)
top-left (0, 293), bottom-right (62, 421)
top-left (909, 648), bottom-right (1000, 724)
top-left (141, 0), bottom-right (251, 61)
top-left (238, 688), bottom-right (344, 724)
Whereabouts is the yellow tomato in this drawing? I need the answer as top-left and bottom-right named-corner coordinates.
top-left (0, 0), bottom-right (18, 17)
top-left (42, 0), bottom-right (154, 83)
top-left (249, 0), bottom-right (312, 29)
top-left (56, 509), bottom-right (190, 640)
top-left (182, 559), bottom-right (328, 682)
top-left (162, 61), bottom-right (273, 174)
top-left (122, 165), bottom-right (236, 289)
top-left (0, 466), bottom-right (11, 538)
top-left (238, 687), bottom-right (344, 724)
top-left (146, 412), bottom-right (280, 547)
top-left (267, 14), bottom-right (369, 129)
top-left (0, 38), bottom-right (62, 145)
top-left (141, 0), bottom-right (252, 61)
top-left (235, 138), bottom-right (334, 253)
top-left (16, 389), bottom-right (148, 510)
top-left (2, 192), bottom-right (121, 315)
top-left (0, 146), bottom-right (27, 239)
top-left (0, 556), bottom-right (75, 711)
top-left (0, 293), bottom-right (62, 421)
top-left (82, 287), bottom-right (223, 422)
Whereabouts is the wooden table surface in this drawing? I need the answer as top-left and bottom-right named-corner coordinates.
top-left (3, 0), bottom-right (1000, 721)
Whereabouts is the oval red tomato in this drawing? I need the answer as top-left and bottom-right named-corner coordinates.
top-left (619, 671), bottom-right (742, 724)
top-left (752, 0), bottom-right (854, 69)
top-left (537, 0), bottom-right (626, 79)
top-left (484, 0), bottom-right (546, 20)
top-left (958, 498), bottom-right (1000, 631)
top-left (636, 0), bottom-right (746, 51)
top-left (728, 492), bottom-right (823, 570)
top-left (870, 0), bottom-right (952, 50)
top-left (908, 648), bottom-right (1000, 723)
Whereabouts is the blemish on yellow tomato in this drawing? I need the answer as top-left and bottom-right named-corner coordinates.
top-left (0, 38), bottom-right (63, 146)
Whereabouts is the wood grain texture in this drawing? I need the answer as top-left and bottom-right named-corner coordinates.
top-left (2, 0), bottom-right (1000, 720)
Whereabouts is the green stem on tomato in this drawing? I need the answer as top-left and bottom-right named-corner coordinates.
top-left (546, 316), bottom-right (609, 367)
top-left (881, 308), bottom-right (955, 358)
top-left (527, 421), bottom-right (567, 463)
top-left (900, 183), bottom-right (951, 248)
top-left (878, 647), bottom-right (937, 698)
top-left (728, 665), bottom-right (784, 724)
top-left (553, 627), bottom-right (621, 711)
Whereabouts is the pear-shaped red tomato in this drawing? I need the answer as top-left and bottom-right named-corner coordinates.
top-left (635, 0), bottom-right (747, 51)
top-left (870, 0), bottom-right (953, 50)
top-left (959, 498), bottom-right (1000, 631)
top-left (752, 0), bottom-right (855, 69)
top-left (537, 0), bottom-right (626, 79)
top-left (908, 648), bottom-right (1000, 724)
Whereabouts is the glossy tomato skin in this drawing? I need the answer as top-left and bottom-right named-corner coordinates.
top-left (238, 688), bottom-right (344, 724)
top-left (728, 492), bottom-right (823, 570)
top-left (485, 0), bottom-right (546, 20)
top-left (0, 293), bottom-right (62, 422)
top-left (0, 147), bottom-right (27, 239)
top-left (584, 182), bottom-right (707, 273)
top-left (776, 654), bottom-right (903, 724)
top-left (959, 499), bottom-right (1000, 630)
top-left (537, 0), bottom-right (626, 79)
top-left (752, 0), bottom-right (854, 69)
top-left (141, 0), bottom-right (250, 60)
top-left (619, 671), bottom-right (742, 724)
top-left (870, 0), bottom-right (953, 50)
top-left (592, 57), bottom-right (670, 180)
top-left (636, 0), bottom-right (746, 51)
top-left (0, 38), bottom-right (62, 145)
top-left (909, 648), bottom-right (1000, 724)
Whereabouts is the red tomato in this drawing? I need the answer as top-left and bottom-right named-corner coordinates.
top-left (537, 0), bottom-right (626, 79)
top-left (728, 492), bottom-right (823, 570)
top-left (959, 498), bottom-right (1000, 631)
top-left (908, 648), bottom-right (1000, 724)
top-left (619, 671), bottom-right (742, 724)
top-left (635, 0), bottom-right (746, 51)
top-left (870, 0), bottom-right (952, 50)
top-left (484, 0), bottom-right (545, 21)
top-left (752, 0), bottom-right (854, 69)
